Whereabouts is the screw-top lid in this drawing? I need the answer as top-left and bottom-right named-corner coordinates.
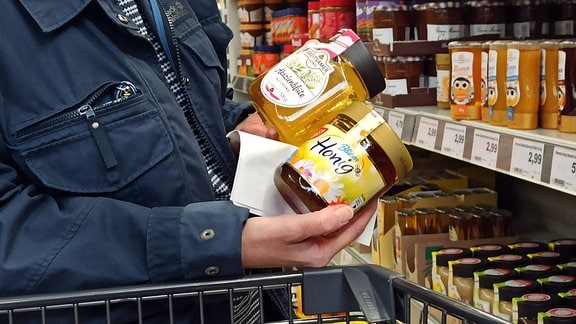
top-left (497, 279), bottom-right (538, 301)
top-left (515, 293), bottom-right (561, 320)
top-left (541, 308), bottom-right (576, 324)
top-left (528, 251), bottom-right (566, 265)
top-left (509, 241), bottom-right (549, 256)
top-left (471, 244), bottom-right (511, 258)
top-left (538, 275), bottom-right (576, 295)
top-left (559, 289), bottom-right (576, 308)
top-left (339, 37), bottom-right (386, 98)
top-left (488, 254), bottom-right (530, 269)
top-left (476, 268), bottom-right (516, 289)
top-left (450, 257), bottom-right (487, 278)
top-left (549, 239), bottom-right (576, 260)
top-left (434, 248), bottom-right (471, 266)
top-left (558, 262), bottom-right (576, 277)
top-left (515, 264), bottom-right (560, 281)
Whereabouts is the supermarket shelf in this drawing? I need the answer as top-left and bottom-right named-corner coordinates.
top-left (376, 105), bottom-right (576, 198)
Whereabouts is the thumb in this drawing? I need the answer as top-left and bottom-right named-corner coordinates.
top-left (303, 205), bottom-right (354, 236)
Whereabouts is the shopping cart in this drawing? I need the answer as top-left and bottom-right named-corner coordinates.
top-left (0, 264), bottom-right (509, 323)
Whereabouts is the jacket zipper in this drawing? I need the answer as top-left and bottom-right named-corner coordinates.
top-left (13, 81), bottom-right (139, 169)
top-left (155, 1), bottom-right (234, 197)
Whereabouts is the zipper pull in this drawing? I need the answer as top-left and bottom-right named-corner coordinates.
top-left (79, 105), bottom-right (119, 169)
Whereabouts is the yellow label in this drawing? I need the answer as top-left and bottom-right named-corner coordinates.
top-left (287, 111), bottom-right (386, 210)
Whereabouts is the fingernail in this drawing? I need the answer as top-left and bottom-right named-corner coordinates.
top-left (333, 205), bottom-right (353, 224)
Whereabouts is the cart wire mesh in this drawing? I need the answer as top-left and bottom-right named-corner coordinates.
top-left (0, 265), bottom-right (510, 324)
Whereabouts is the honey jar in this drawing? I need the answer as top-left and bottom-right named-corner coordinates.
top-left (540, 40), bottom-right (561, 129)
top-left (249, 29), bottom-right (385, 146)
top-left (449, 41), bottom-right (486, 120)
top-left (274, 101), bottom-right (413, 214)
top-left (488, 40), bottom-right (509, 126)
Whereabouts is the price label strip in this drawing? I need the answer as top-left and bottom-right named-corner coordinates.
top-left (550, 146), bottom-right (576, 192)
top-left (387, 110), bottom-right (405, 138)
top-left (415, 117), bottom-right (438, 150)
top-left (471, 129), bottom-right (500, 168)
top-left (441, 123), bottom-right (466, 159)
top-left (510, 138), bottom-right (545, 180)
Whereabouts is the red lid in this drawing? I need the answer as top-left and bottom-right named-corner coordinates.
top-left (308, 1), bottom-right (320, 10)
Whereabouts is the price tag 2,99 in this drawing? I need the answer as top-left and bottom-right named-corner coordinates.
top-left (510, 138), bottom-right (545, 180)
top-left (471, 129), bottom-right (500, 168)
top-left (387, 110), bottom-right (405, 138)
top-left (441, 123), bottom-right (466, 158)
top-left (550, 146), bottom-right (576, 192)
top-left (415, 117), bottom-right (438, 150)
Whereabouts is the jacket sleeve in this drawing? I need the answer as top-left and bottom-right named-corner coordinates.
top-left (221, 88), bottom-right (255, 132)
top-left (0, 131), bottom-right (249, 297)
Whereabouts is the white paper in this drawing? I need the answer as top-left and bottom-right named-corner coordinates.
top-left (228, 130), bottom-right (376, 246)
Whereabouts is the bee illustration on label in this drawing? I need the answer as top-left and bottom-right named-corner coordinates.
top-left (451, 76), bottom-right (474, 105)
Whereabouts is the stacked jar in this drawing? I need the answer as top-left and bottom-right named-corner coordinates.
top-left (239, 0), bottom-right (266, 50)
top-left (319, 0), bottom-right (357, 42)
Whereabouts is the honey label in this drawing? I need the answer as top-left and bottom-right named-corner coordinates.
top-left (451, 51), bottom-right (475, 114)
top-left (506, 48), bottom-right (521, 120)
top-left (260, 45), bottom-right (333, 108)
top-left (488, 49), bottom-right (498, 117)
top-left (286, 110), bottom-right (386, 210)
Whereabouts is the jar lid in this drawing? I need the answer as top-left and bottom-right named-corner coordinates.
top-left (435, 53), bottom-right (450, 65)
top-left (515, 264), bottom-right (560, 281)
top-left (559, 262), bottom-right (576, 276)
top-left (476, 268), bottom-right (516, 288)
top-left (434, 248), bottom-right (471, 266)
top-left (471, 244), bottom-right (511, 258)
top-left (559, 289), bottom-right (576, 308)
top-left (320, 0), bottom-right (356, 7)
top-left (339, 102), bottom-right (413, 180)
top-left (541, 308), bottom-right (576, 323)
top-left (550, 239), bottom-right (576, 258)
top-left (488, 254), bottom-right (529, 269)
top-left (253, 45), bottom-right (282, 53)
top-left (450, 257), bottom-right (487, 278)
top-left (528, 251), bottom-right (566, 265)
top-left (307, 1), bottom-right (320, 10)
top-left (509, 241), bottom-right (549, 255)
top-left (538, 275), bottom-right (576, 295)
top-left (339, 37), bottom-right (386, 98)
top-left (497, 279), bottom-right (538, 301)
top-left (395, 208), bottom-right (416, 217)
top-left (516, 293), bottom-right (561, 319)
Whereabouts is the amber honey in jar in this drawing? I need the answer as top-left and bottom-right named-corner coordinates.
top-left (449, 41), bottom-right (485, 120)
top-left (415, 207), bottom-right (438, 234)
top-left (432, 247), bottom-right (472, 295)
top-left (493, 279), bottom-right (538, 321)
top-left (448, 257), bottom-right (488, 305)
top-left (436, 53), bottom-right (451, 109)
top-left (558, 41), bottom-right (576, 133)
top-left (473, 268), bottom-right (517, 313)
top-left (506, 41), bottom-right (541, 130)
top-left (488, 40), bottom-right (509, 126)
top-left (249, 29), bottom-right (385, 146)
top-left (274, 101), bottom-right (413, 214)
top-left (512, 293), bottom-right (561, 324)
top-left (540, 40), bottom-right (561, 129)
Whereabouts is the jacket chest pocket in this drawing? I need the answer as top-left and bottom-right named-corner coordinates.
top-left (7, 81), bottom-right (174, 193)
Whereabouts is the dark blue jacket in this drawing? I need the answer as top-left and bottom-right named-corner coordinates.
top-left (0, 0), bottom-right (255, 300)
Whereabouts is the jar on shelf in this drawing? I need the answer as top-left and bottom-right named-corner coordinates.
top-left (512, 292), bottom-right (561, 324)
top-left (506, 41), bottom-right (541, 130)
top-left (488, 40), bottom-right (509, 126)
top-left (240, 23), bottom-right (265, 49)
top-left (238, 0), bottom-right (265, 24)
top-left (274, 101), bottom-right (412, 213)
top-left (538, 308), bottom-right (576, 324)
top-left (466, 0), bottom-right (507, 38)
top-left (557, 40), bottom-right (576, 133)
top-left (252, 45), bottom-right (281, 77)
top-left (509, 0), bottom-right (538, 39)
top-left (549, 239), bottom-right (576, 261)
top-left (493, 279), bottom-right (538, 321)
top-left (449, 41), bottom-right (486, 121)
top-left (528, 251), bottom-right (567, 266)
top-left (487, 254), bottom-right (530, 270)
top-left (509, 241), bottom-right (549, 256)
top-left (263, 0), bottom-right (283, 23)
top-left (319, 0), bottom-right (357, 42)
top-left (558, 262), bottom-right (576, 277)
top-left (383, 56), bottom-right (425, 95)
top-left (537, 275), bottom-right (576, 295)
top-left (448, 257), bottom-right (488, 305)
top-left (424, 1), bottom-right (467, 41)
top-left (516, 264), bottom-right (560, 281)
top-left (432, 247), bottom-right (472, 295)
top-left (415, 207), bottom-right (438, 234)
top-left (372, 4), bottom-right (412, 45)
top-left (308, 1), bottom-right (320, 39)
top-left (471, 244), bottom-right (511, 259)
top-left (435, 53), bottom-right (451, 109)
top-left (473, 268), bottom-right (517, 313)
top-left (540, 40), bottom-right (561, 129)
top-left (551, 0), bottom-right (576, 36)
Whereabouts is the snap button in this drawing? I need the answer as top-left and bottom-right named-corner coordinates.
top-left (117, 14), bottom-right (129, 24)
top-left (201, 229), bottom-right (215, 240)
top-left (205, 266), bottom-right (219, 276)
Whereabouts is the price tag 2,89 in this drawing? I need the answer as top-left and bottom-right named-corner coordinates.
top-left (550, 146), bottom-right (576, 192)
top-left (471, 129), bottom-right (500, 168)
top-left (510, 138), bottom-right (545, 180)
top-left (387, 110), bottom-right (405, 138)
top-left (441, 123), bottom-right (466, 158)
top-left (415, 117), bottom-right (438, 150)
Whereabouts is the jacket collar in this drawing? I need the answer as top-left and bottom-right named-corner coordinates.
top-left (19, 0), bottom-right (93, 32)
